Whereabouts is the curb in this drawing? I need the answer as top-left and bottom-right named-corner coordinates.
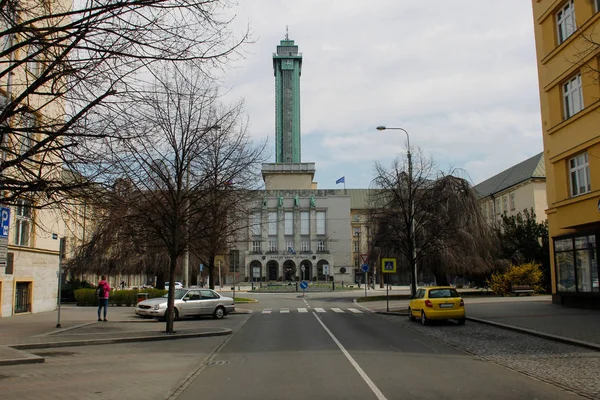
top-left (0, 346), bottom-right (45, 366)
top-left (375, 311), bottom-right (408, 316)
top-left (352, 299), bottom-right (375, 313)
top-left (7, 328), bottom-right (233, 351)
top-left (466, 317), bottom-right (600, 352)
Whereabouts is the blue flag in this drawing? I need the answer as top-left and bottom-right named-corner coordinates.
top-left (336, 176), bottom-right (345, 184)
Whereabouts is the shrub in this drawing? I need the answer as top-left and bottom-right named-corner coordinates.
top-left (74, 288), bottom-right (167, 306)
top-left (488, 262), bottom-right (543, 296)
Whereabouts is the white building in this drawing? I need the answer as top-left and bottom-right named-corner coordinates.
top-left (474, 152), bottom-right (547, 225)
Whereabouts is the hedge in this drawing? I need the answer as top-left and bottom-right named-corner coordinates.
top-left (74, 288), bottom-right (168, 307)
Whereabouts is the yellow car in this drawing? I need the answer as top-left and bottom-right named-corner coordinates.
top-left (408, 286), bottom-right (465, 325)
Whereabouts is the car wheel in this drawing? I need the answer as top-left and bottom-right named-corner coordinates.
top-left (408, 307), bottom-right (415, 321)
top-left (213, 306), bottom-right (226, 319)
top-left (457, 318), bottom-right (466, 325)
top-left (421, 311), bottom-right (429, 326)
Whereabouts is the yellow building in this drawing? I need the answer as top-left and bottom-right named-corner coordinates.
top-left (532, 0), bottom-right (600, 307)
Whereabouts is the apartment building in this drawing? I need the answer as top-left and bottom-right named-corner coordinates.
top-left (532, 0), bottom-right (600, 307)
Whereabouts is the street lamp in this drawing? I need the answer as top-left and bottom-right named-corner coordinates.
top-left (375, 126), bottom-right (417, 298)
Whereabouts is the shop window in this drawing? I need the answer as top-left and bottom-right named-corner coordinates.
top-left (575, 236), bottom-right (598, 293)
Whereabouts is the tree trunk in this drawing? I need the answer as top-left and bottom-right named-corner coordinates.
top-left (165, 253), bottom-right (177, 334)
top-left (207, 253), bottom-right (217, 289)
top-left (435, 272), bottom-right (449, 286)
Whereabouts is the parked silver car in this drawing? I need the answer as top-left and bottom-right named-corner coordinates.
top-left (135, 288), bottom-right (234, 320)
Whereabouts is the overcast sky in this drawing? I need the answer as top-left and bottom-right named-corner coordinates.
top-left (219, 0), bottom-right (542, 189)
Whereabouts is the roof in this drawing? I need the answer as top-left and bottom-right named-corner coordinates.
top-left (473, 152), bottom-right (545, 198)
top-left (346, 189), bottom-right (375, 209)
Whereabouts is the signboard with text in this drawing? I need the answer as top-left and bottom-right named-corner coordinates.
top-left (0, 207), bottom-right (9, 267)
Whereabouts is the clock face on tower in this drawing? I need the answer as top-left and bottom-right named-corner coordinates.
top-left (281, 59), bottom-right (293, 70)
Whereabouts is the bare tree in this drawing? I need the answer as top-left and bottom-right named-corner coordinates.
top-left (86, 64), bottom-right (264, 333)
top-left (0, 0), bottom-right (248, 207)
top-left (369, 148), bottom-right (498, 292)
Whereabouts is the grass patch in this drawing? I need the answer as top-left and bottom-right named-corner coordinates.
top-left (234, 297), bottom-right (258, 303)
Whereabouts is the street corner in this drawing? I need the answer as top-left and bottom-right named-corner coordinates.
top-left (0, 346), bottom-right (45, 366)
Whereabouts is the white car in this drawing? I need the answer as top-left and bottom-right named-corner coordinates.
top-left (135, 288), bottom-right (235, 320)
top-left (165, 281), bottom-right (183, 290)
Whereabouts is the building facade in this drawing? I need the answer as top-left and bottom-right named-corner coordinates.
top-left (531, 0), bottom-right (600, 307)
top-left (273, 33), bottom-right (302, 163)
top-left (474, 153), bottom-right (547, 226)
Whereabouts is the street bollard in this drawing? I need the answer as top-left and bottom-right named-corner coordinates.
top-left (332, 280), bottom-right (335, 291)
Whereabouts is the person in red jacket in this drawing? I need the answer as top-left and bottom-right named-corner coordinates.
top-left (97, 276), bottom-right (110, 322)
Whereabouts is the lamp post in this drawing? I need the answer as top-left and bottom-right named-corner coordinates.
top-left (376, 126), bottom-right (417, 298)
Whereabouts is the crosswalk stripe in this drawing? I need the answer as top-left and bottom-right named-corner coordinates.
top-left (298, 308), bottom-right (308, 313)
top-left (315, 308), bottom-right (326, 313)
top-left (332, 308), bottom-right (344, 313)
top-left (348, 308), bottom-right (363, 314)
top-left (280, 308), bottom-right (290, 313)
top-left (262, 309), bottom-right (272, 314)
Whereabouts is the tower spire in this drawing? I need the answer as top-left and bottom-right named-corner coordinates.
top-left (285, 25), bottom-right (289, 40)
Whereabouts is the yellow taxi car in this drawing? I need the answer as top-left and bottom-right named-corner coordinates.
top-left (408, 286), bottom-right (465, 325)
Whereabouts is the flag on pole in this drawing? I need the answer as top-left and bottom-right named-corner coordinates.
top-left (336, 176), bottom-right (345, 184)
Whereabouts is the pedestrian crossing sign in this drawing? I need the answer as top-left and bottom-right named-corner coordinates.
top-left (381, 258), bottom-right (396, 273)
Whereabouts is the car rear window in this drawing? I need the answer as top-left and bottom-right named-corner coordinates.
top-left (428, 288), bottom-right (460, 298)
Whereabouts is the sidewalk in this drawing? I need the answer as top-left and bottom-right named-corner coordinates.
top-left (0, 305), bottom-right (233, 366)
top-left (364, 295), bottom-right (600, 351)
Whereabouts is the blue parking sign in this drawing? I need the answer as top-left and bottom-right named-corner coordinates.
top-left (1, 207), bottom-right (10, 238)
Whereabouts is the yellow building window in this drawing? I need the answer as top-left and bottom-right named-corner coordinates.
top-left (569, 153), bottom-right (591, 196)
top-left (563, 74), bottom-right (583, 119)
top-left (556, 0), bottom-right (576, 44)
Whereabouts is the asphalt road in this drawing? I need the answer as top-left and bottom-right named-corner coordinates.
top-left (177, 294), bottom-right (580, 400)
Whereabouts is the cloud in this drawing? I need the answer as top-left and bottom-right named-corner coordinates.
top-left (220, 0), bottom-right (542, 188)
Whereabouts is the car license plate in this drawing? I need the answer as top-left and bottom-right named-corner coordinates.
top-left (439, 304), bottom-right (454, 308)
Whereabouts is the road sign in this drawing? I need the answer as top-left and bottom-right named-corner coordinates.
top-left (199, 263), bottom-right (204, 272)
top-left (1, 207), bottom-right (9, 238)
top-left (361, 264), bottom-right (369, 273)
top-left (382, 258), bottom-right (397, 273)
top-left (323, 264), bottom-right (329, 275)
top-left (360, 253), bottom-right (369, 264)
top-left (0, 207), bottom-right (9, 267)
top-left (300, 281), bottom-right (308, 290)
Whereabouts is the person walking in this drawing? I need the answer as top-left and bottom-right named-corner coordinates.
top-left (97, 276), bottom-right (110, 322)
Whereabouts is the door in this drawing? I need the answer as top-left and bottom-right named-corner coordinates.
top-left (200, 289), bottom-right (219, 315)
top-left (185, 290), bottom-right (203, 316)
top-left (268, 265), bottom-right (278, 281)
top-left (14, 282), bottom-right (31, 314)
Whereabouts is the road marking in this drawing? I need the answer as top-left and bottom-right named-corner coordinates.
top-left (348, 308), bottom-right (363, 314)
top-left (312, 313), bottom-right (388, 400)
top-left (280, 308), bottom-right (290, 313)
top-left (262, 309), bottom-right (272, 314)
top-left (315, 308), bottom-right (326, 313)
top-left (332, 308), bottom-right (344, 313)
top-left (302, 298), bottom-right (310, 307)
top-left (298, 308), bottom-right (308, 313)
